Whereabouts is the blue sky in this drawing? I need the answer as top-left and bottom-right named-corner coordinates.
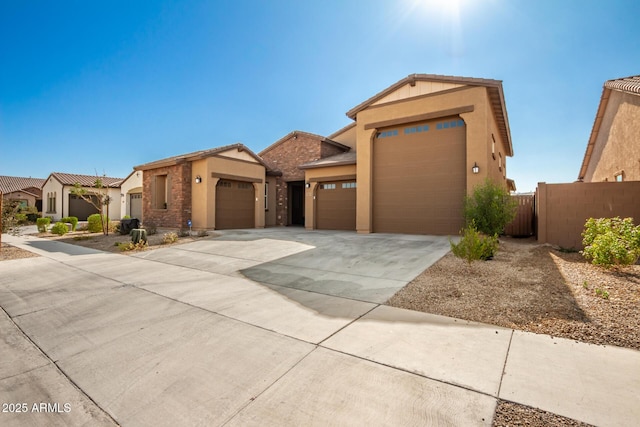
top-left (1, 0), bottom-right (638, 192)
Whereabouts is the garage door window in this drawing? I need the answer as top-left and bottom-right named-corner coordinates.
top-left (238, 182), bottom-right (252, 190)
top-left (320, 183), bottom-right (336, 190)
top-left (341, 182), bottom-right (356, 189)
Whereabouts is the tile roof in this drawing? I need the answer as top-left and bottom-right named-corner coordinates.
top-left (298, 152), bottom-right (357, 169)
top-left (134, 143), bottom-right (269, 171)
top-left (259, 131), bottom-right (350, 157)
top-left (0, 176), bottom-right (46, 194)
top-left (48, 172), bottom-right (123, 187)
top-left (605, 75), bottom-right (640, 95)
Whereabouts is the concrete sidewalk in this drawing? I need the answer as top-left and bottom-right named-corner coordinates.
top-left (1, 232), bottom-right (639, 426)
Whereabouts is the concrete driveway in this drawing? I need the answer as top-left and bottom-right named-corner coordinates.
top-left (133, 228), bottom-right (453, 303)
top-left (1, 229), bottom-right (639, 427)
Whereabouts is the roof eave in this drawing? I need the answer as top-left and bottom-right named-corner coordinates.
top-left (578, 86), bottom-right (611, 181)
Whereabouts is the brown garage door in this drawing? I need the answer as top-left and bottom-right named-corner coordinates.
top-left (215, 180), bottom-right (255, 230)
top-left (68, 194), bottom-right (100, 221)
top-left (316, 181), bottom-right (356, 230)
top-left (373, 117), bottom-right (466, 235)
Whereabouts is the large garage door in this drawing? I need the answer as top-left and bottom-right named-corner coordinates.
top-left (215, 180), bottom-right (255, 230)
top-left (373, 117), bottom-right (466, 235)
top-left (68, 194), bottom-right (100, 221)
top-left (129, 193), bottom-right (142, 219)
top-left (316, 180), bottom-right (356, 230)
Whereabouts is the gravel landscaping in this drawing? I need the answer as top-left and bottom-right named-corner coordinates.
top-left (388, 236), bottom-right (639, 426)
top-left (0, 242), bottom-right (40, 261)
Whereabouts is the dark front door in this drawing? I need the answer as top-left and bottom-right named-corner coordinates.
top-left (288, 181), bottom-right (305, 226)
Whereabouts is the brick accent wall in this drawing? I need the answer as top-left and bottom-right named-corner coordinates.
top-left (261, 133), bottom-right (348, 225)
top-left (142, 162), bottom-right (192, 229)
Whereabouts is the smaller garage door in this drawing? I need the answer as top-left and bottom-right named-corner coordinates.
top-left (215, 180), bottom-right (255, 230)
top-left (69, 195), bottom-right (100, 221)
top-left (316, 181), bottom-right (356, 230)
top-left (129, 193), bottom-right (142, 219)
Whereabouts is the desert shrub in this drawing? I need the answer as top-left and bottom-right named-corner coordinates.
top-left (51, 222), bottom-right (69, 236)
top-left (26, 213), bottom-right (39, 222)
top-left (122, 215), bottom-right (131, 219)
top-left (450, 223), bottom-right (498, 263)
top-left (36, 217), bottom-right (51, 232)
top-left (464, 178), bottom-right (517, 236)
top-left (581, 217), bottom-right (640, 268)
top-left (162, 232), bottom-right (179, 244)
top-left (60, 216), bottom-right (79, 231)
top-left (15, 213), bottom-right (28, 224)
top-left (87, 214), bottom-right (107, 233)
top-left (117, 241), bottom-right (148, 252)
top-left (143, 222), bottom-right (157, 235)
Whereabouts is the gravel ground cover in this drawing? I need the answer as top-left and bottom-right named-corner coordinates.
top-left (388, 237), bottom-right (638, 426)
top-left (0, 242), bottom-right (40, 261)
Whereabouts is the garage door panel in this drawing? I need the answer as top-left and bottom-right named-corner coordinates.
top-left (215, 180), bottom-right (255, 230)
top-left (373, 117), bottom-right (466, 235)
top-left (316, 182), bottom-right (356, 231)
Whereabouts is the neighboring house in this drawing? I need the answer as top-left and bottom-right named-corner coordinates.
top-left (137, 74), bottom-right (514, 235)
top-left (119, 170), bottom-right (143, 219)
top-left (578, 75), bottom-right (640, 183)
top-left (0, 176), bottom-right (46, 211)
top-left (134, 144), bottom-right (268, 230)
top-left (41, 172), bottom-right (123, 221)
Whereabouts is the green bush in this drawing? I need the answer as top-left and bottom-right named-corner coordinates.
top-left (51, 222), bottom-right (69, 236)
top-left (450, 223), bottom-right (499, 263)
top-left (60, 216), bottom-right (79, 231)
top-left (15, 213), bottom-right (28, 224)
top-left (464, 178), bottom-right (517, 236)
top-left (36, 217), bottom-right (51, 232)
top-left (87, 214), bottom-right (108, 233)
top-left (581, 217), bottom-right (640, 268)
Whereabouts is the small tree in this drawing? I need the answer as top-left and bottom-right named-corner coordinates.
top-left (1, 198), bottom-right (20, 238)
top-left (70, 177), bottom-right (113, 236)
top-left (464, 178), bottom-right (517, 236)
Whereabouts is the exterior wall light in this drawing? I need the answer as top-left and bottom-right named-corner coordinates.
top-left (472, 162), bottom-right (480, 174)
top-left (305, 182), bottom-right (311, 189)
top-left (195, 175), bottom-right (202, 184)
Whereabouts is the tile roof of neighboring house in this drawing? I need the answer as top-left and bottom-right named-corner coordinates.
top-left (0, 176), bottom-right (46, 195)
top-left (605, 75), bottom-right (640, 94)
top-left (134, 143), bottom-right (268, 171)
top-left (258, 131), bottom-right (350, 157)
top-left (578, 75), bottom-right (640, 180)
top-left (47, 172), bottom-right (123, 188)
top-left (345, 74), bottom-right (513, 157)
top-left (298, 152), bottom-right (357, 169)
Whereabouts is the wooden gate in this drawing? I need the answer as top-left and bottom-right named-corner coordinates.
top-left (505, 195), bottom-right (535, 237)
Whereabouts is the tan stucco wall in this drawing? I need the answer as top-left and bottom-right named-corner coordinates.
top-left (584, 91), bottom-right (640, 182)
top-left (265, 176), bottom-right (277, 226)
top-left (329, 124), bottom-right (357, 150)
top-left (4, 191), bottom-right (37, 208)
top-left (191, 155), bottom-right (265, 230)
top-left (372, 81), bottom-right (464, 106)
top-left (120, 171), bottom-right (143, 218)
top-left (303, 164), bottom-right (357, 230)
top-left (354, 86), bottom-right (499, 233)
